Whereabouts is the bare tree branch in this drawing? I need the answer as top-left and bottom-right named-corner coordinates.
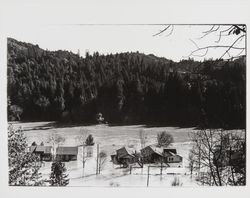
top-left (197, 25), bottom-right (220, 39)
top-left (187, 45), bottom-right (244, 58)
top-left (188, 25), bottom-right (246, 59)
top-left (165, 25), bottom-right (174, 37)
top-left (219, 34), bottom-right (245, 59)
top-left (202, 25), bottom-right (216, 34)
top-left (153, 25), bottom-right (172, 37)
top-left (215, 26), bottom-right (234, 43)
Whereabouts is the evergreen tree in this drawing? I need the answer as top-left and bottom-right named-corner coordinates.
top-left (7, 38), bottom-right (246, 129)
top-left (8, 124), bottom-right (44, 186)
top-left (85, 134), bottom-right (95, 146)
top-left (50, 161), bottom-right (69, 186)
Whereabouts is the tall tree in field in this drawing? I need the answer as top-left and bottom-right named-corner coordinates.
top-left (75, 129), bottom-right (92, 177)
top-left (8, 125), bottom-right (44, 186)
top-left (157, 131), bottom-right (174, 147)
top-left (85, 134), bottom-right (95, 146)
top-left (50, 161), bottom-right (69, 186)
top-left (47, 134), bottom-right (65, 160)
top-left (98, 151), bottom-right (107, 174)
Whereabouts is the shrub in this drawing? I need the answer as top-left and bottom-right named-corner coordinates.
top-left (171, 177), bottom-right (183, 186)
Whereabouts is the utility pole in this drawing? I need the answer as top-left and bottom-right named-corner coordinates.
top-left (198, 139), bottom-right (201, 172)
top-left (82, 145), bottom-right (85, 168)
top-left (82, 144), bottom-right (85, 178)
top-left (160, 157), bottom-right (163, 176)
top-left (96, 143), bottom-right (99, 175)
top-left (147, 166), bottom-right (150, 187)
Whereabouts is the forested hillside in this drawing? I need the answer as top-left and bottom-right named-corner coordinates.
top-left (7, 38), bottom-right (246, 128)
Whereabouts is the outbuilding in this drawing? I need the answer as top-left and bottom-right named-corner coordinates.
top-left (56, 146), bottom-right (78, 161)
top-left (141, 145), bottom-right (183, 164)
top-left (111, 147), bottom-right (138, 167)
top-left (140, 145), bottom-right (163, 163)
top-left (29, 145), bottom-right (53, 161)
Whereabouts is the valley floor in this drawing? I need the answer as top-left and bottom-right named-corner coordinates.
top-left (9, 122), bottom-right (213, 187)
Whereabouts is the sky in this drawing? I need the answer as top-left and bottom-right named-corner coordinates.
top-left (2, 24), bottom-right (245, 61)
top-left (0, 0), bottom-right (246, 62)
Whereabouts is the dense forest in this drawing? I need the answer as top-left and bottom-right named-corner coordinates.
top-left (7, 38), bottom-right (246, 129)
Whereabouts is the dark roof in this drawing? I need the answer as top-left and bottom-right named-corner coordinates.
top-left (163, 148), bottom-right (177, 154)
top-left (30, 146), bottom-right (52, 154)
top-left (141, 145), bottom-right (163, 156)
top-left (56, 147), bottom-right (78, 155)
top-left (141, 145), bottom-right (181, 157)
top-left (116, 147), bottom-right (135, 158)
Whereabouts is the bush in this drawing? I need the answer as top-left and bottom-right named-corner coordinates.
top-left (171, 177), bottom-right (182, 186)
top-left (109, 181), bottom-right (120, 187)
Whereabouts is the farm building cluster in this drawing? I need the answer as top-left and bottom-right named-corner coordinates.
top-left (29, 143), bottom-right (183, 168)
top-left (111, 144), bottom-right (183, 167)
top-left (29, 145), bottom-right (78, 162)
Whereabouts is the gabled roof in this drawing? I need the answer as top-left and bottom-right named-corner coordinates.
top-left (29, 146), bottom-right (52, 154)
top-left (56, 147), bottom-right (78, 155)
top-left (141, 144), bottom-right (181, 157)
top-left (36, 146), bottom-right (52, 154)
top-left (151, 146), bottom-right (163, 156)
top-left (175, 154), bottom-right (183, 159)
top-left (141, 145), bottom-right (163, 156)
top-left (116, 147), bottom-right (135, 158)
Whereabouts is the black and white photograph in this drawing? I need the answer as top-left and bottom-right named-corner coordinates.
top-left (0, 0), bottom-right (249, 196)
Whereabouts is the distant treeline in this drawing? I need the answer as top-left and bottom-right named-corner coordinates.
top-left (7, 38), bottom-right (246, 129)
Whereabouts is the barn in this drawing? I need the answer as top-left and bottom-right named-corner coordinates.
top-left (140, 145), bottom-right (163, 163)
top-left (141, 145), bottom-right (183, 164)
top-left (56, 146), bottom-right (78, 161)
top-left (29, 145), bottom-right (52, 161)
top-left (111, 147), bottom-right (138, 167)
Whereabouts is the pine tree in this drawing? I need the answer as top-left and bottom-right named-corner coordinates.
top-left (85, 134), bottom-right (95, 146)
top-left (50, 161), bottom-right (69, 186)
top-left (8, 124), bottom-right (44, 186)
